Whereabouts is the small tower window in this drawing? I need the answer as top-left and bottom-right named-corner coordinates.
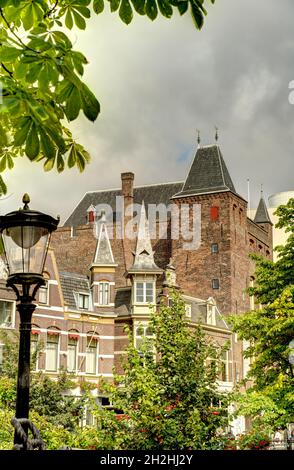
top-left (211, 243), bottom-right (219, 254)
top-left (210, 206), bottom-right (219, 220)
top-left (98, 282), bottom-right (110, 306)
top-left (135, 282), bottom-right (154, 303)
top-left (212, 279), bottom-right (220, 289)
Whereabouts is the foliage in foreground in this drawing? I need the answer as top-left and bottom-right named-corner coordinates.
top-left (0, 0), bottom-right (215, 194)
top-left (89, 290), bottom-right (230, 450)
top-left (230, 198), bottom-right (294, 432)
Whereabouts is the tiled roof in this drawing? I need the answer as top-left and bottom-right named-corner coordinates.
top-left (254, 197), bottom-right (272, 224)
top-left (173, 145), bottom-right (236, 198)
top-left (59, 271), bottom-right (90, 309)
top-left (63, 182), bottom-right (184, 227)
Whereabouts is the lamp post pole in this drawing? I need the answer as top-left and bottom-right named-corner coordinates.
top-left (0, 194), bottom-right (59, 449)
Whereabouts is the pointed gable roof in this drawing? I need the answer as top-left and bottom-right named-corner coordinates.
top-left (92, 215), bottom-right (116, 266)
top-left (173, 144), bottom-right (236, 198)
top-left (128, 202), bottom-right (162, 274)
top-left (254, 196), bottom-right (272, 225)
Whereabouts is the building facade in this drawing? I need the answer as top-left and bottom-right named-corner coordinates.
top-left (0, 142), bottom-right (273, 429)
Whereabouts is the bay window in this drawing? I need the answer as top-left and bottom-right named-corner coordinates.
top-left (135, 282), bottom-right (154, 303)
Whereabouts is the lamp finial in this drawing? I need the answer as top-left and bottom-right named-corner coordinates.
top-left (22, 193), bottom-right (30, 210)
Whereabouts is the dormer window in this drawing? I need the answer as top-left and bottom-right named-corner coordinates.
top-left (98, 282), bottom-right (110, 306)
top-left (135, 282), bottom-right (154, 303)
top-left (78, 292), bottom-right (90, 310)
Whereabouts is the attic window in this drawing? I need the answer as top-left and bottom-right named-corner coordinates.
top-left (212, 279), bottom-right (220, 290)
top-left (78, 293), bottom-right (90, 310)
top-left (210, 206), bottom-right (219, 220)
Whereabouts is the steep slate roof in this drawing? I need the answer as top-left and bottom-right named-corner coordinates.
top-left (254, 196), bottom-right (272, 225)
top-left (93, 218), bottom-right (115, 265)
top-left (59, 271), bottom-right (90, 309)
top-left (173, 145), bottom-right (236, 198)
top-left (63, 182), bottom-right (184, 227)
top-left (128, 202), bottom-right (162, 274)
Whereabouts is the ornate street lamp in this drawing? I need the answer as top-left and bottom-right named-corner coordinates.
top-left (0, 194), bottom-right (59, 448)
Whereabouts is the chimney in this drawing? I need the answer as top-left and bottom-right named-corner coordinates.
top-left (121, 172), bottom-right (135, 273)
top-left (121, 172), bottom-right (134, 205)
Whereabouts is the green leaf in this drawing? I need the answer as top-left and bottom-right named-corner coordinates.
top-left (65, 86), bottom-right (82, 121)
top-left (67, 145), bottom-right (77, 168)
top-left (76, 149), bottom-right (86, 172)
top-left (0, 126), bottom-right (8, 147)
top-left (108, 0), bottom-right (120, 13)
top-left (80, 83), bottom-right (100, 122)
top-left (14, 117), bottom-right (32, 146)
top-left (7, 155), bottom-right (14, 170)
top-left (74, 6), bottom-right (91, 18)
top-left (130, 0), bottom-right (145, 14)
top-left (119, 0), bottom-right (133, 24)
top-left (0, 47), bottom-right (22, 62)
top-left (56, 152), bottom-right (65, 173)
top-left (72, 10), bottom-right (86, 29)
top-left (22, 4), bottom-right (34, 31)
top-left (93, 0), bottom-right (104, 14)
top-left (0, 176), bottom-right (7, 195)
top-left (25, 123), bottom-right (40, 160)
top-left (25, 63), bottom-right (42, 83)
top-left (145, 0), bottom-right (158, 20)
top-left (52, 31), bottom-right (73, 48)
top-left (39, 128), bottom-right (56, 159)
top-left (190, 1), bottom-right (204, 29)
top-left (65, 9), bottom-right (74, 29)
top-left (157, 0), bottom-right (173, 18)
top-left (0, 156), bottom-right (7, 173)
top-left (177, 1), bottom-right (188, 15)
top-left (44, 156), bottom-right (56, 172)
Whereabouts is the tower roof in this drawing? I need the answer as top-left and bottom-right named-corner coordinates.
top-left (173, 144), bottom-right (236, 198)
top-left (254, 196), bottom-right (272, 225)
top-left (92, 217), bottom-right (116, 265)
top-left (128, 202), bottom-right (162, 274)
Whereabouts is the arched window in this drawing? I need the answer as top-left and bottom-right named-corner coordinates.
top-left (46, 328), bottom-right (60, 372)
top-left (98, 282), bottom-right (110, 306)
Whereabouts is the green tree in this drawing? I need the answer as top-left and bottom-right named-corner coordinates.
top-left (0, 0), bottom-right (215, 194)
top-left (0, 330), bottom-right (85, 431)
top-left (230, 198), bottom-right (294, 430)
top-left (88, 290), bottom-right (229, 450)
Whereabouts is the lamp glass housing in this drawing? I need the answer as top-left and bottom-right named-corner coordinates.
top-left (1, 226), bottom-right (50, 276)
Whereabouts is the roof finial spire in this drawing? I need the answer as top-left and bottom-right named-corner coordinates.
top-left (261, 183), bottom-right (263, 197)
top-left (215, 126), bottom-right (219, 143)
top-left (196, 129), bottom-right (201, 148)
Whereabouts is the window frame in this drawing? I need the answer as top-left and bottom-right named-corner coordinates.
top-left (134, 281), bottom-right (155, 304)
top-left (0, 299), bottom-right (15, 329)
top-left (68, 338), bottom-right (78, 373)
top-left (85, 338), bottom-right (98, 375)
top-left (78, 292), bottom-right (90, 311)
top-left (38, 281), bottom-right (49, 305)
top-left (211, 243), bottom-right (219, 254)
top-left (45, 333), bottom-right (60, 372)
top-left (98, 282), bottom-right (110, 306)
top-left (212, 279), bottom-right (220, 290)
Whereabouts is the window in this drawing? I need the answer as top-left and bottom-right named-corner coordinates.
top-left (0, 300), bottom-right (13, 328)
top-left (185, 304), bottom-right (192, 319)
top-left (219, 350), bottom-right (233, 382)
top-left (68, 338), bottom-right (78, 372)
top-left (212, 279), bottom-right (220, 289)
top-left (207, 304), bottom-right (216, 325)
top-left (249, 277), bottom-right (255, 310)
top-left (135, 282), bottom-right (154, 303)
top-left (134, 324), bottom-right (154, 353)
top-left (211, 243), bottom-right (219, 254)
top-left (45, 333), bottom-right (59, 372)
top-left (85, 338), bottom-right (98, 375)
top-left (31, 333), bottom-right (39, 371)
top-left (98, 282), bottom-right (110, 305)
top-left (210, 206), bottom-right (219, 220)
top-left (39, 282), bottom-right (49, 305)
top-left (78, 293), bottom-right (90, 310)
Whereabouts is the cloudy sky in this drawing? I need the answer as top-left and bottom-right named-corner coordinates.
top-left (1, 0), bottom-right (294, 222)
